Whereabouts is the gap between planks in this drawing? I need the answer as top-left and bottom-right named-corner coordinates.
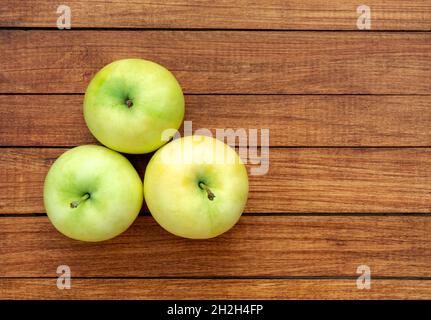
top-left (1, 27), bottom-right (431, 32)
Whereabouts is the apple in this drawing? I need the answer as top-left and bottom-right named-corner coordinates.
top-left (44, 145), bottom-right (143, 241)
top-left (144, 135), bottom-right (249, 239)
top-left (84, 59), bottom-right (185, 154)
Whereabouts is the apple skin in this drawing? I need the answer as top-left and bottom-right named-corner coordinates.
top-left (44, 145), bottom-right (143, 242)
top-left (144, 135), bottom-right (249, 239)
top-left (84, 59), bottom-right (184, 154)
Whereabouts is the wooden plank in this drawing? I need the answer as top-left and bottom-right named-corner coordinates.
top-left (2, 95), bottom-right (431, 147)
top-left (1, 278), bottom-right (430, 300)
top-left (1, 31), bottom-right (430, 94)
top-left (1, 148), bottom-right (430, 214)
top-left (0, 216), bottom-right (430, 277)
top-left (1, 0), bottom-right (430, 30)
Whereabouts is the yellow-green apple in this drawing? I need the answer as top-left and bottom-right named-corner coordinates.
top-left (43, 145), bottom-right (143, 241)
top-left (84, 59), bottom-right (184, 154)
top-left (144, 135), bottom-right (249, 239)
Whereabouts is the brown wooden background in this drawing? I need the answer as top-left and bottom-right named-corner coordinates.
top-left (0, 0), bottom-right (431, 300)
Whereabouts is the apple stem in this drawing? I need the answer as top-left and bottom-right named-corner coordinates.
top-left (199, 182), bottom-right (215, 201)
top-left (70, 193), bottom-right (90, 209)
top-left (126, 99), bottom-right (133, 108)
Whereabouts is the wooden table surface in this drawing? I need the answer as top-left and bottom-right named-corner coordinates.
top-left (1, 0), bottom-right (431, 300)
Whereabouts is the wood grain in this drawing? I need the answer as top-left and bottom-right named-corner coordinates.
top-left (2, 95), bottom-right (431, 147)
top-left (1, 216), bottom-right (430, 277)
top-left (1, 278), bottom-right (430, 300)
top-left (1, 31), bottom-right (430, 94)
top-left (1, 0), bottom-right (430, 30)
top-left (1, 1), bottom-right (430, 301)
top-left (1, 148), bottom-right (430, 214)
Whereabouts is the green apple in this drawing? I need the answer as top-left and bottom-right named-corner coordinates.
top-left (44, 145), bottom-right (143, 241)
top-left (144, 135), bottom-right (249, 239)
top-left (84, 59), bottom-right (184, 154)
